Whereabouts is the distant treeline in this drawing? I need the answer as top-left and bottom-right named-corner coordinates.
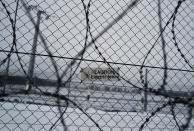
top-left (0, 75), bottom-right (140, 94)
top-left (0, 75), bottom-right (56, 86)
top-left (0, 75), bottom-right (190, 97)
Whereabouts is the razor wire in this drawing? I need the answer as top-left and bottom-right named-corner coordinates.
top-left (0, 0), bottom-right (194, 131)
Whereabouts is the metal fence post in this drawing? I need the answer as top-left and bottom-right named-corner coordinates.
top-left (26, 11), bottom-right (41, 91)
top-left (144, 69), bottom-right (148, 112)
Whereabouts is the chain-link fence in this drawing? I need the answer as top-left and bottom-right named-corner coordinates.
top-left (0, 0), bottom-right (194, 130)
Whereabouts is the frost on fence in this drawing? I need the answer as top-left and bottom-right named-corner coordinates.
top-left (0, 0), bottom-right (194, 131)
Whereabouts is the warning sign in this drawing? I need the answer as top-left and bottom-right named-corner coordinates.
top-left (81, 67), bottom-right (120, 82)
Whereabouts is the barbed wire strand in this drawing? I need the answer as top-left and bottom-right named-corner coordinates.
top-left (139, 0), bottom-right (186, 87)
top-left (86, 0), bottom-right (194, 111)
top-left (85, 4), bottom-right (178, 131)
top-left (21, 0), bottom-right (60, 80)
top-left (3, 0), bottom-right (190, 104)
top-left (51, 2), bottom-right (141, 129)
top-left (0, 0), bottom-right (16, 67)
top-left (170, 103), bottom-right (181, 131)
top-left (0, 0), bottom-right (141, 130)
top-left (60, 0), bottom-right (140, 80)
top-left (139, 100), bottom-right (171, 131)
top-left (20, 0), bottom-right (103, 130)
top-left (0, 49), bottom-right (193, 72)
top-left (0, 0), bottom-right (19, 94)
top-left (86, 1), bottom-right (176, 99)
top-left (0, 0), bottom-right (193, 130)
top-left (171, 0), bottom-right (194, 71)
top-left (0, 90), bottom-right (103, 131)
top-left (84, 1), bottom-right (194, 130)
top-left (18, 3), bottom-right (65, 130)
top-left (49, 0), bottom-right (92, 130)
top-left (0, 1), bottom-right (80, 130)
top-left (181, 105), bottom-right (192, 130)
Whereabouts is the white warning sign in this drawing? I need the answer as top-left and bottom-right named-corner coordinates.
top-left (81, 67), bottom-right (120, 82)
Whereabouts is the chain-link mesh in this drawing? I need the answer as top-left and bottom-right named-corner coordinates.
top-left (0, 0), bottom-right (194, 130)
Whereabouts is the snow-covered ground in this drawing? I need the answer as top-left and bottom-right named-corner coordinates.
top-left (0, 85), bottom-right (193, 131)
top-left (1, 102), bottom-right (193, 131)
top-left (1, 92), bottom-right (194, 131)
